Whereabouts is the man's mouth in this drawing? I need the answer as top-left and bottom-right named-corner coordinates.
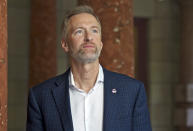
top-left (82, 43), bottom-right (95, 48)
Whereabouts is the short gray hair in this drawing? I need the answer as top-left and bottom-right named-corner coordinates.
top-left (61, 5), bottom-right (101, 39)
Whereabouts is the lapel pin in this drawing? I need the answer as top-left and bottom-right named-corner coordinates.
top-left (112, 88), bottom-right (117, 94)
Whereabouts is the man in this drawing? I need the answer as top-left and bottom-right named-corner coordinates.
top-left (27, 5), bottom-right (152, 131)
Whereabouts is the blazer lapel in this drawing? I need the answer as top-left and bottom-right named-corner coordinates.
top-left (51, 69), bottom-right (74, 131)
top-left (103, 68), bottom-right (117, 131)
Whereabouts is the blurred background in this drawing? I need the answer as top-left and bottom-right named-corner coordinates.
top-left (3, 0), bottom-right (193, 130)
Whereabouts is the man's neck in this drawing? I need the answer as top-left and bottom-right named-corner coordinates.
top-left (70, 60), bottom-right (100, 93)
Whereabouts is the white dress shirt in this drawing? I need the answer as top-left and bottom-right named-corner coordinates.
top-left (69, 65), bottom-right (104, 131)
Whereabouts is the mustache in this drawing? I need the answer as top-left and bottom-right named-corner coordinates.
top-left (81, 42), bottom-right (96, 47)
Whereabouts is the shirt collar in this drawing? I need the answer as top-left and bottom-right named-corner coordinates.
top-left (69, 64), bottom-right (104, 93)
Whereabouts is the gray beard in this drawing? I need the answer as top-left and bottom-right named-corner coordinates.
top-left (71, 47), bottom-right (101, 64)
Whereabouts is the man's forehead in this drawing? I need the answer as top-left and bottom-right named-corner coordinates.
top-left (68, 13), bottom-right (99, 25)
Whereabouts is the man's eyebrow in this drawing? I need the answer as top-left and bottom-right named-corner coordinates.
top-left (72, 26), bottom-right (100, 31)
top-left (91, 26), bottom-right (100, 29)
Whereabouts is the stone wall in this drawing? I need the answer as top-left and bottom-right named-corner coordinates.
top-left (7, 0), bottom-right (30, 130)
top-left (148, 0), bottom-right (180, 131)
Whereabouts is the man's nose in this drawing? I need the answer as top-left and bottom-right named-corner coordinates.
top-left (84, 31), bottom-right (93, 42)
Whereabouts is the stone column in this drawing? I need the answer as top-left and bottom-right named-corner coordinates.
top-left (78, 0), bottom-right (135, 77)
top-left (175, 0), bottom-right (193, 130)
top-left (29, 0), bottom-right (57, 87)
top-left (0, 0), bottom-right (8, 130)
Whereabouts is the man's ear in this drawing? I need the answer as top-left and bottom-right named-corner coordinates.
top-left (61, 39), bottom-right (69, 52)
top-left (100, 41), bottom-right (103, 49)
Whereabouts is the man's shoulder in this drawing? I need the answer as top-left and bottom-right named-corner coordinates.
top-left (103, 69), bottom-right (144, 92)
top-left (103, 68), bottom-right (142, 83)
top-left (31, 69), bottom-right (70, 93)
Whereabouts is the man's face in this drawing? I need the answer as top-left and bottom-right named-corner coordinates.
top-left (62, 13), bottom-right (103, 64)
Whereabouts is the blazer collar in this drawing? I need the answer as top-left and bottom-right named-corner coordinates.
top-left (51, 68), bottom-right (74, 131)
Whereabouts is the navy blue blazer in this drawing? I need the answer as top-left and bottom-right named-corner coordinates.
top-left (27, 68), bottom-right (152, 131)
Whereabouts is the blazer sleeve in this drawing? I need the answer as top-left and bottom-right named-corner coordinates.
top-left (133, 83), bottom-right (152, 131)
top-left (26, 88), bottom-right (44, 131)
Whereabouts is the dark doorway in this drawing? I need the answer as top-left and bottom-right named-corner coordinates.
top-left (134, 18), bottom-right (149, 91)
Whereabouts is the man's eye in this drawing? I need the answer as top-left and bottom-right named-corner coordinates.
top-left (75, 30), bottom-right (83, 35)
top-left (92, 29), bottom-right (99, 33)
